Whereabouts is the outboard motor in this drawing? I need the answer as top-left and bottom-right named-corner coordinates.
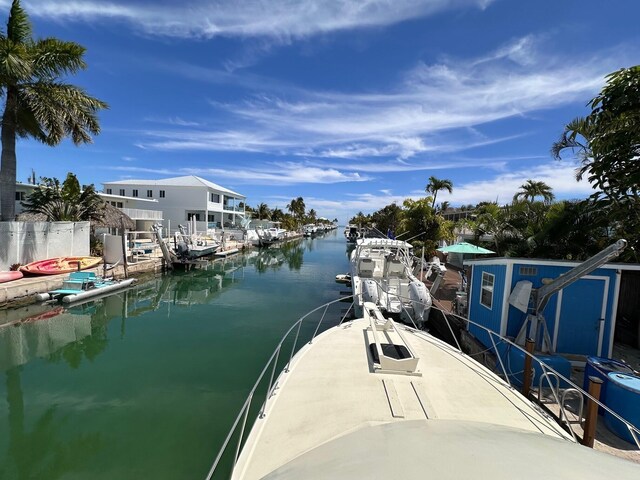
top-left (409, 281), bottom-right (432, 328)
top-left (361, 279), bottom-right (379, 306)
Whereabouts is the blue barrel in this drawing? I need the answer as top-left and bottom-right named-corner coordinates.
top-left (603, 372), bottom-right (640, 444)
top-left (583, 356), bottom-right (635, 413)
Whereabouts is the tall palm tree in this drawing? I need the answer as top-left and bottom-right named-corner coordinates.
top-left (271, 207), bottom-right (284, 222)
top-left (307, 208), bottom-right (317, 222)
top-left (513, 180), bottom-right (555, 204)
top-left (425, 176), bottom-right (453, 209)
top-left (286, 197), bottom-right (305, 226)
top-left (0, 1), bottom-right (108, 220)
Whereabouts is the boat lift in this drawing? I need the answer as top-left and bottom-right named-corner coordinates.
top-left (512, 239), bottom-right (627, 353)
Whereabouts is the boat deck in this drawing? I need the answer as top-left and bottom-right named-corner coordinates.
top-left (233, 317), bottom-right (572, 479)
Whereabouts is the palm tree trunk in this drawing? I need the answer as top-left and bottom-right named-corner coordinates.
top-left (0, 87), bottom-right (18, 221)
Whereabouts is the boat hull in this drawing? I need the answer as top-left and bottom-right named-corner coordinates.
top-left (0, 271), bottom-right (23, 283)
top-left (20, 257), bottom-right (102, 275)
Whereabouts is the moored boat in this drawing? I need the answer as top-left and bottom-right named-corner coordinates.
top-left (206, 300), bottom-right (640, 480)
top-left (350, 238), bottom-right (431, 326)
top-left (0, 271), bottom-right (23, 283)
top-left (20, 256), bottom-right (102, 275)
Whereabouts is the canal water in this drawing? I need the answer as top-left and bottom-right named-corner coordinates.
top-left (0, 231), bottom-right (352, 479)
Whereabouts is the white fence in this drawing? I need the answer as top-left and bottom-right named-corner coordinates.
top-left (0, 222), bottom-right (90, 271)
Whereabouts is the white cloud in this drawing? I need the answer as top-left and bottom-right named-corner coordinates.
top-left (448, 162), bottom-right (595, 205)
top-left (105, 163), bottom-right (370, 186)
top-left (19, 0), bottom-right (493, 39)
top-left (135, 37), bottom-right (629, 161)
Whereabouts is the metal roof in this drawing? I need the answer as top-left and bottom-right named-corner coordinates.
top-left (102, 175), bottom-right (245, 198)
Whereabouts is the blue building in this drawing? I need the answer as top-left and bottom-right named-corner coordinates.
top-left (464, 258), bottom-right (640, 361)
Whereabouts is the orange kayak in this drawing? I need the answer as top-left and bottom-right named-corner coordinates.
top-left (0, 270), bottom-right (23, 283)
top-left (20, 256), bottom-right (102, 275)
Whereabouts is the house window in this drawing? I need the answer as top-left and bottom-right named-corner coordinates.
top-left (208, 215), bottom-right (215, 222)
top-left (110, 201), bottom-right (116, 206)
top-left (119, 189), bottom-right (125, 196)
top-left (117, 202), bottom-right (123, 208)
top-left (187, 213), bottom-right (201, 221)
top-left (480, 272), bottom-right (495, 309)
top-left (159, 190), bottom-right (165, 198)
top-left (519, 266), bottom-right (538, 276)
top-left (132, 189), bottom-right (138, 197)
top-left (210, 193), bottom-right (220, 202)
top-left (106, 188), bottom-right (112, 194)
top-left (15, 191), bottom-right (24, 201)
top-left (147, 189), bottom-right (153, 198)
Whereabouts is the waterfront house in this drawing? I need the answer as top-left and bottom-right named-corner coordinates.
top-left (102, 175), bottom-right (246, 233)
top-left (464, 257), bottom-right (640, 360)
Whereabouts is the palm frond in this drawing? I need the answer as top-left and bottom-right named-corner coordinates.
top-left (31, 38), bottom-right (87, 78)
top-left (6, 1), bottom-right (32, 44)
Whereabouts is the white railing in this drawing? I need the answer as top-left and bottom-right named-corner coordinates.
top-left (204, 290), bottom-right (640, 479)
top-left (120, 208), bottom-right (163, 220)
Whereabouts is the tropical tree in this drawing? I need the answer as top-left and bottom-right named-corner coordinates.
top-left (550, 116), bottom-right (594, 181)
top-left (425, 176), bottom-right (453, 209)
top-left (371, 203), bottom-right (402, 236)
top-left (21, 172), bottom-right (104, 221)
top-left (256, 202), bottom-right (271, 220)
top-left (307, 208), bottom-right (317, 223)
top-left (0, 1), bottom-right (108, 220)
top-left (513, 180), bottom-right (555, 204)
top-left (271, 207), bottom-right (284, 222)
top-left (286, 197), bottom-right (305, 227)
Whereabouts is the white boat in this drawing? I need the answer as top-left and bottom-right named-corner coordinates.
top-left (206, 300), bottom-right (640, 480)
top-left (173, 222), bottom-right (220, 259)
top-left (344, 224), bottom-right (361, 242)
top-left (350, 238), bottom-right (431, 326)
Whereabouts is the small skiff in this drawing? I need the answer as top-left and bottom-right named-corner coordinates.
top-left (0, 270), bottom-right (23, 283)
top-left (20, 256), bottom-right (102, 275)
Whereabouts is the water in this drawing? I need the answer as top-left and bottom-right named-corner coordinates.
top-left (0, 232), bottom-right (352, 479)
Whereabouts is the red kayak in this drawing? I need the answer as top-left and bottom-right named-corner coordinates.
top-left (0, 271), bottom-right (23, 283)
top-left (20, 256), bottom-right (102, 275)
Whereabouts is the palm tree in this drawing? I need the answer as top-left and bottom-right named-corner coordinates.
top-left (513, 180), bottom-right (555, 203)
top-left (307, 208), bottom-right (317, 223)
top-left (425, 176), bottom-right (453, 209)
top-left (21, 173), bottom-right (104, 221)
top-left (271, 207), bottom-right (284, 222)
top-left (256, 202), bottom-right (271, 220)
top-left (286, 197), bottom-right (305, 226)
top-left (0, 1), bottom-right (108, 220)
top-left (550, 116), bottom-right (594, 182)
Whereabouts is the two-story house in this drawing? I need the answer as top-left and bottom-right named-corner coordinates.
top-left (102, 175), bottom-right (246, 233)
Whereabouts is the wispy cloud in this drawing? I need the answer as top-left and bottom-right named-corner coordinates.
top-left (105, 163), bottom-right (370, 186)
top-left (135, 37), bottom-right (629, 161)
top-left (18, 0), bottom-right (493, 39)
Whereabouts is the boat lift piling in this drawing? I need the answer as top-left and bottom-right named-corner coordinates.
top-left (582, 377), bottom-right (603, 448)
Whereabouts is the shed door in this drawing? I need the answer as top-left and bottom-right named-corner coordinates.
top-left (554, 277), bottom-right (608, 356)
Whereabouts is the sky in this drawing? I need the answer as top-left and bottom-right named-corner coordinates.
top-left (5, 0), bottom-right (640, 223)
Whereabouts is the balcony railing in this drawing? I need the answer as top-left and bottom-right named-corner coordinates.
top-left (120, 208), bottom-right (163, 220)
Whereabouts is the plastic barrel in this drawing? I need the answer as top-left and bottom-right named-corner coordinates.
top-left (603, 372), bottom-right (640, 444)
top-left (583, 356), bottom-right (635, 414)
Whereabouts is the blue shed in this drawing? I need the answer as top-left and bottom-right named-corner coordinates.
top-left (464, 258), bottom-right (640, 360)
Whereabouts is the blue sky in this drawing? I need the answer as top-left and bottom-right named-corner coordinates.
top-left (7, 0), bottom-right (640, 223)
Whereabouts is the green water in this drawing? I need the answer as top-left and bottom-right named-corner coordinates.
top-left (0, 232), bottom-right (352, 479)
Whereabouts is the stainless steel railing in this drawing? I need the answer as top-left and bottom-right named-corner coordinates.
top-left (204, 295), bottom-right (356, 480)
top-left (205, 290), bottom-right (640, 479)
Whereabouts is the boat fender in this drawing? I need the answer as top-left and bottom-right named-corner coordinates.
top-left (36, 293), bottom-right (51, 301)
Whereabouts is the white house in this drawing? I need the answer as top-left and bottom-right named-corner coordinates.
top-left (102, 175), bottom-right (246, 233)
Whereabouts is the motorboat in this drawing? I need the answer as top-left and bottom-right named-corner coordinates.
top-left (206, 300), bottom-right (640, 480)
top-left (350, 238), bottom-right (431, 327)
top-left (344, 224), bottom-right (361, 242)
top-left (173, 224), bottom-right (220, 259)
